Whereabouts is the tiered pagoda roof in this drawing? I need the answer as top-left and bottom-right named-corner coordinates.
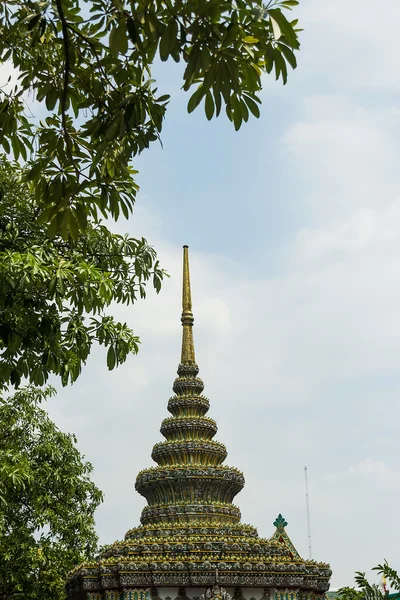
top-left (67, 246), bottom-right (331, 599)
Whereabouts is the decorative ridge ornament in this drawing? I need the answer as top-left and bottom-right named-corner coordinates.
top-left (273, 514), bottom-right (288, 530)
top-left (270, 514), bottom-right (301, 561)
top-left (181, 245), bottom-right (196, 365)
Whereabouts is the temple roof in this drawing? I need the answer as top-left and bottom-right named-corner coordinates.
top-left (66, 246), bottom-right (332, 598)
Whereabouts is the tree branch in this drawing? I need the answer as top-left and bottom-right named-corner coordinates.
top-left (66, 23), bottom-right (118, 92)
top-left (54, 0), bottom-right (79, 179)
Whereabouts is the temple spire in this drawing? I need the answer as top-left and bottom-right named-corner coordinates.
top-left (181, 245), bottom-right (196, 365)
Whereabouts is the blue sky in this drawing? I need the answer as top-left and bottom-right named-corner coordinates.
top-left (2, 0), bottom-right (400, 589)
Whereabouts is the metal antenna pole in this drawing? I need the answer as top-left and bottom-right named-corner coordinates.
top-left (304, 466), bottom-right (312, 560)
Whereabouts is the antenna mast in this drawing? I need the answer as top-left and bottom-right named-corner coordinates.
top-left (304, 466), bottom-right (312, 560)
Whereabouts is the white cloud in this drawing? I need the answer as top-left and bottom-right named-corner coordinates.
top-left (298, 0), bottom-right (400, 90)
top-left (349, 459), bottom-right (400, 490)
top-left (281, 103), bottom-right (399, 220)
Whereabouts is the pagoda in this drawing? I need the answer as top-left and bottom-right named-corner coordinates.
top-left (67, 246), bottom-right (331, 600)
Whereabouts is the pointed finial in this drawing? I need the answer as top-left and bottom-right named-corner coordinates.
top-left (181, 245), bottom-right (196, 364)
top-left (273, 514), bottom-right (288, 530)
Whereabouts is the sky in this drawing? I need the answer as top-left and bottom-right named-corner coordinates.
top-left (2, 0), bottom-right (400, 589)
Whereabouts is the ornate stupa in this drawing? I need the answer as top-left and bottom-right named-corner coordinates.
top-left (67, 246), bottom-right (331, 600)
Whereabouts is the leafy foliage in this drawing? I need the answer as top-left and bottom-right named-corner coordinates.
top-left (0, 0), bottom-right (301, 238)
top-left (374, 562), bottom-right (400, 592)
top-left (0, 157), bottom-right (166, 389)
top-left (337, 588), bottom-right (365, 600)
top-left (338, 563), bottom-right (400, 600)
top-left (0, 386), bottom-right (103, 600)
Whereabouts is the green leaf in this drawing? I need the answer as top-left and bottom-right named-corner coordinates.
top-left (68, 209), bottom-right (79, 242)
top-left (201, 48), bottom-right (212, 72)
top-left (36, 205), bottom-right (55, 227)
top-left (280, 1), bottom-right (299, 9)
top-left (1, 137), bottom-right (11, 154)
top-left (274, 47), bottom-right (288, 83)
top-left (73, 204), bottom-right (88, 230)
top-left (212, 85), bottom-right (222, 117)
top-left (183, 46), bottom-right (200, 89)
top-left (240, 99), bottom-right (249, 123)
top-left (107, 346), bottom-right (116, 370)
top-left (251, 62), bottom-right (262, 77)
top-left (222, 22), bottom-right (239, 48)
top-left (156, 95), bottom-right (170, 103)
top-left (243, 94), bottom-right (260, 118)
top-left (278, 43), bottom-right (297, 69)
top-left (45, 88), bottom-right (58, 112)
top-left (45, 214), bottom-right (58, 238)
top-left (205, 91), bottom-right (214, 120)
top-left (270, 16), bottom-right (281, 40)
top-left (11, 136), bottom-right (20, 160)
top-left (232, 95), bottom-right (242, 131)
top-left (264, 47), bottom-right (274, 74)
top-left (109, 22), bottom-right (128, 56)
top-left (126, 17), bottom-right (137, 43)
top-left (27, 13), bottom-right (41, 31)
top-left (59, 209), bottom-right (70, 241)
top-left (243, 36), bottom-right (259, 44)
top-left (187, 86), bottom-right (205, 114)
top-left (268, 8), bottom-right (300, 48)
top-left (159, 19), bottom-right (178, 61)
top-left (18, 136), bottom-right (28, 161)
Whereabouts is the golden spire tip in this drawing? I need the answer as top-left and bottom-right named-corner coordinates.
top-left (180, 245), bottom-right (195, 365)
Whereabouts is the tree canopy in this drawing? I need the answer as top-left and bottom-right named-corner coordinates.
top-left (0, 157), bottom-right (166, 389)
top-left (0, 0), bottom-right (301, 387)
top-left (0, 386), bottom-right (103, 599)
top-left (0, 0), bottom-right (301, 240)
